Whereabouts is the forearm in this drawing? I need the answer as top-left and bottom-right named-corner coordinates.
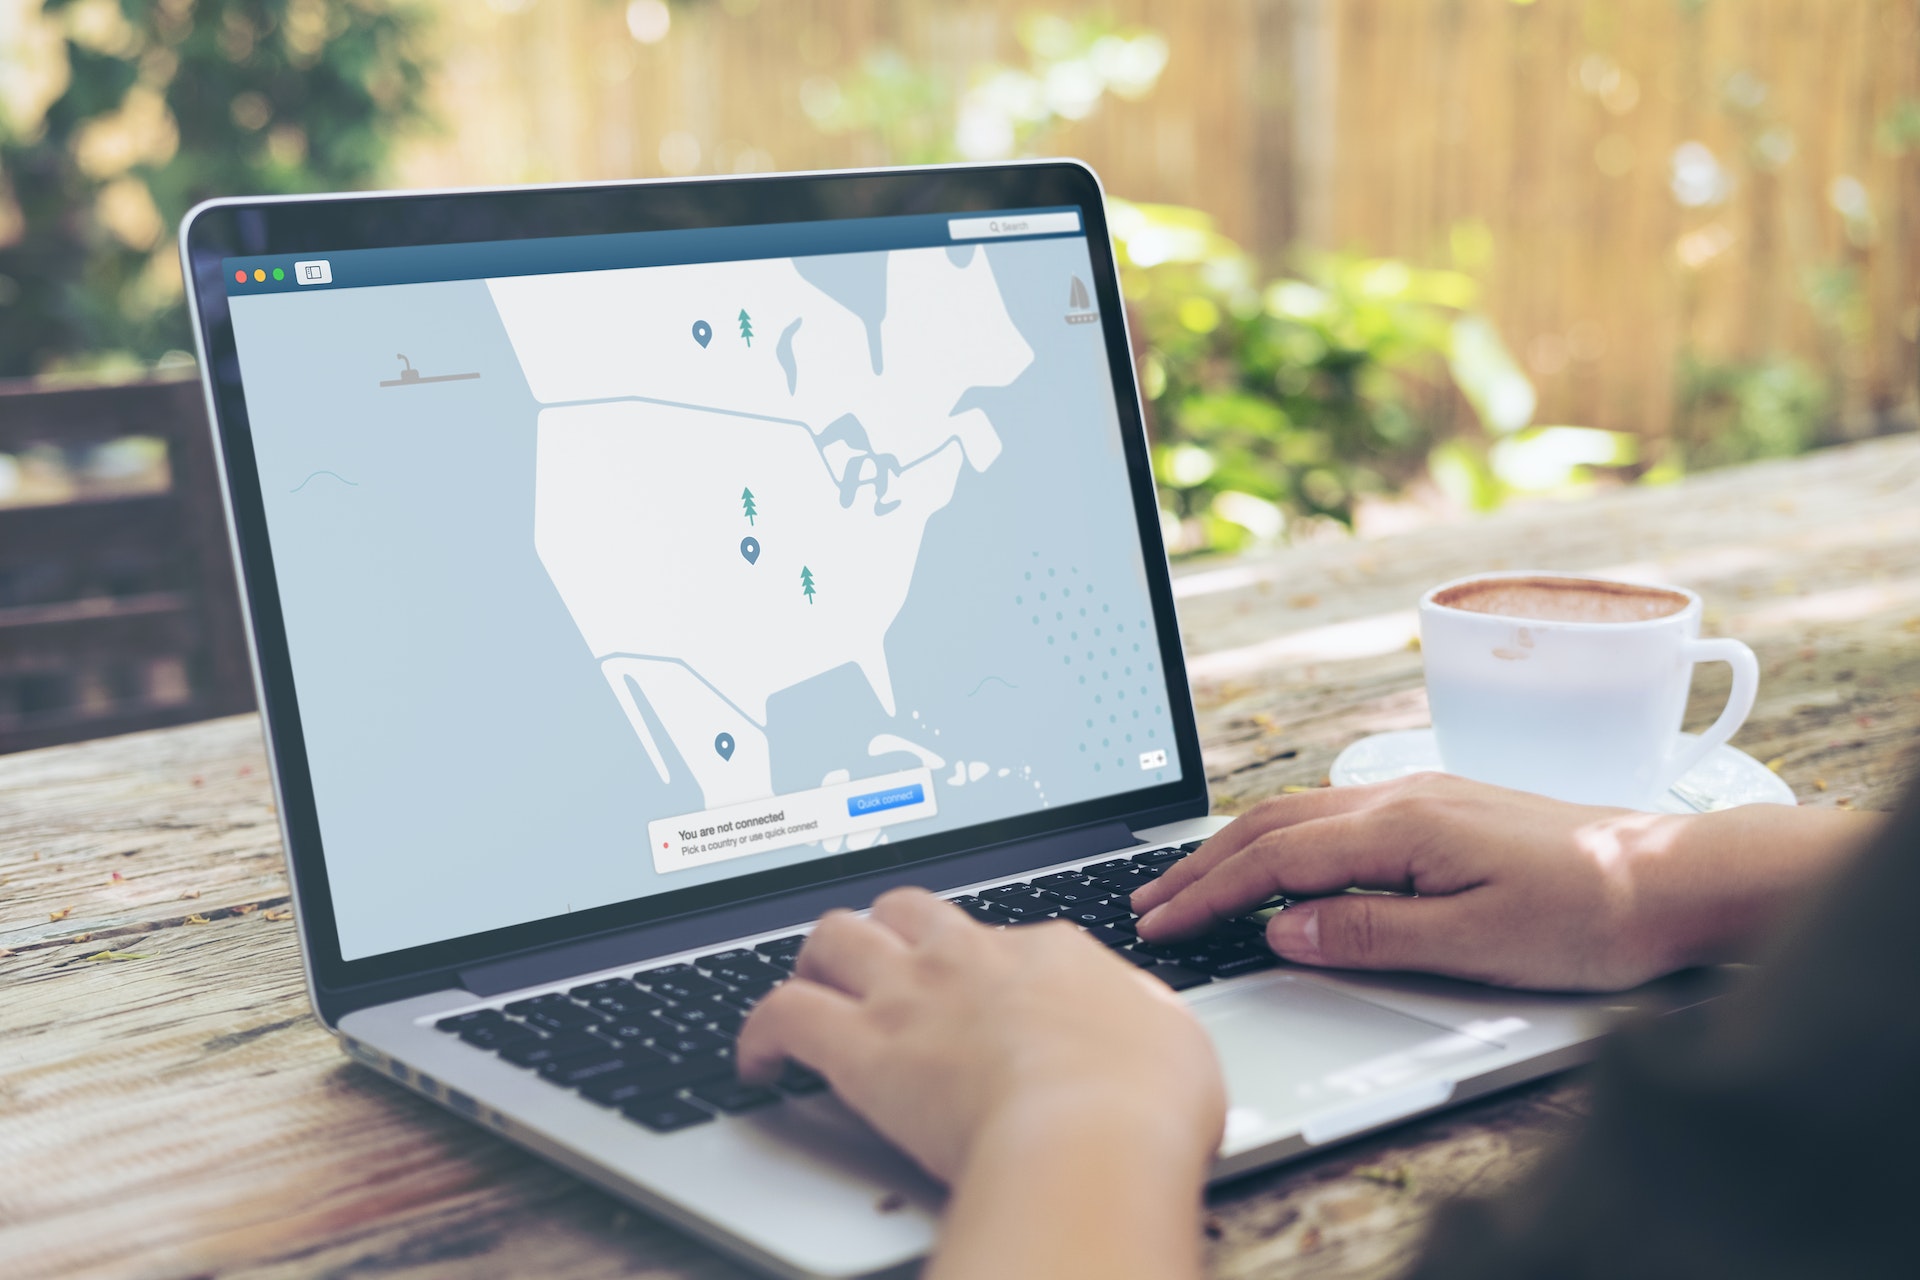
top-left (928, 1100), bottom-right (1214, 1280)
top-left (1631, 804), bottom-right (1882, 970)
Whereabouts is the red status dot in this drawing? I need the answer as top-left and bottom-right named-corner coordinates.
top-left (234, 269), bottom-right (246, 283)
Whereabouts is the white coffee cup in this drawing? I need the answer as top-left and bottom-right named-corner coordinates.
top-left (1419, 572), bottom-right (1759, 809)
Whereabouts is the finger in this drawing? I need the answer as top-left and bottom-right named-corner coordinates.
top-left (794, 909), bottom-right (908, 997)
top-left (1266, 893), bottom-right (1479, 978)
top-left (869, 886), bottom-right (975, 946)
top-left (1136, 809), bottom-right (1420, 940)
top-left (736, 978), bottom-right (875, 1084)
top-left (1131, 784), bottom-right (1389, 915)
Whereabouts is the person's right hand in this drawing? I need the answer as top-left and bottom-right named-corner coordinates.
top-left (1130, 773), bottom-right (1871, 991)
top-left (736, 887), bottom-right (1224, 1185)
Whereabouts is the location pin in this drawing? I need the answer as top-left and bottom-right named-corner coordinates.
top-left (714, 732), bottom-right (735, 761)
top-left (739, 536), bottom-right (760, 565)
top-left (691, 320), bottom-right (712, 348)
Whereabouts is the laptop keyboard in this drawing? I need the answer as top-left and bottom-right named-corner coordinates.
top-left (431, 842), bottom-right (1287, 1134)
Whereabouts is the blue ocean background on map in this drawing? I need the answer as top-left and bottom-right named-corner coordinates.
top-left (228, 237), bottom-right (1181, 959)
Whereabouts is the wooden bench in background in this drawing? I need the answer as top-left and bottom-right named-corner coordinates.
top-left (0, 375), bottom-right (253, 754)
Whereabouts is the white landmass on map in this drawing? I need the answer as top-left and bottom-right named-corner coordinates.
top-left (488, 247), bottom-right (1033, 810)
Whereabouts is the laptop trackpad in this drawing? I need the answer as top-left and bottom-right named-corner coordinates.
top-left (1193, 975), bottom-right (1504, 1147)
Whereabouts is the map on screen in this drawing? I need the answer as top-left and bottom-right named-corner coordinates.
top-left (491, 248), bottom-right (1032, 869)
top-left (226, 220), bottom-right (1183, 960)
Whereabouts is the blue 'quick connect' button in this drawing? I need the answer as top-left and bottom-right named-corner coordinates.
top-left (847, 783), bottom-right (925, 817)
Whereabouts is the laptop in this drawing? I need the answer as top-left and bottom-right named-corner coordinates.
top-left (181, 161), bottom-right (1631, 1279)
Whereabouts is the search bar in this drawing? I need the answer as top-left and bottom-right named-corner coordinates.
top-left (949, 212), bottom-right (1083, 241)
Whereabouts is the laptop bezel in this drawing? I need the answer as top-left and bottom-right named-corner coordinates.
top-left (181, 161), bottom-right (1208, 1014)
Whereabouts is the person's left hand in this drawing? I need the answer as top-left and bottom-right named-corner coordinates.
top-left (736, 887), bottom-right (1225, 1185)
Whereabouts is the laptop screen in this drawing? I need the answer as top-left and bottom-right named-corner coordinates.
top-left (221, 204), bottom-right (1184, 961)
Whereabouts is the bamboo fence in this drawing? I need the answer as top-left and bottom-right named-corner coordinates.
top-left (394, 0), bottom-right (1920, 440)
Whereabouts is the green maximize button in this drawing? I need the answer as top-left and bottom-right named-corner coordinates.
top-left (272, 267), bottom-right (285, 281)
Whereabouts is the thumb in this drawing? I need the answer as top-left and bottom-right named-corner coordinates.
top-left (1266, 894), bottom-right (1468, 974)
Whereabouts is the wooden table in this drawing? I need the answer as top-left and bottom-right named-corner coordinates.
top-left (6, 437), bottom-right (1919, 1280)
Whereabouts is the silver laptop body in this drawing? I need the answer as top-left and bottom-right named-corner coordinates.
top-left (181, 162), bottom-right (1628, 1280)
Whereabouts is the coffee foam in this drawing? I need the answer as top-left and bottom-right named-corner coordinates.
top-left (1432, 576), bottom-right (1689, 624)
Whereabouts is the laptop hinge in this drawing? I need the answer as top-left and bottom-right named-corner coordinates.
top-left (457, 819), bottom-right (1139, 997)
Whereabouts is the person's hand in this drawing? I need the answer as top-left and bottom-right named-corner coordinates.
top-left (1130, 773), bottom-right (1871, 991)
top-left (737, 887), bottom-right (1225, 1185)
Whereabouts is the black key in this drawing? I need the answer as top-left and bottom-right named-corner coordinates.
top-left (578, 1054), bottom-right (677, 1106)
top-left (1058, 901), bottom-right (1128, 927)
top-left (667, 1050), bottom-right (737, 1084)
top-left (523, 1003), bottom-right (605, 1035)
top-left (498, 1030), bottom-right (602, 1068)
top-left (436, 1009), bottom-right (505, 1034)
top-left (540, 1050), bottom-right (634, 1087)
top-left (503, 992), bottom-right (573, 1018)
top-left (700, 948), bottom-right (762, 967)
top-left (704, 1006), bottom-right (746, 1038)
top-left (652, 1028), bottom-right (727, 1058)
top-left (1111, 947), bottom-right (1160, 968)
top-left (707, 973), bottom-right (778, 999)
top-left (587, 990), bottom-right (666, 1019)
top-left (994, 899), bottom-right (1058, 922)
top-left (1201, 950), bottom-right (1280, 978)
top-left (754, 935), bottom-right (807, 959)
top-left (1177, 840), bottom-right (1207, 853)
top-left (1129, 939), bottom-right (1212, 965)
top-left (690, 1079), bottom-right (783, 1114)
top-left (1083, 858), bottom-right (1133, 874)
top-left (460, 1020), bottom-right (539, 1051)
top-left (990, 890), bottom-right (1061, 914)
top-left (948, 896), bottom-right (1014, 925)
top-left (703, 959), bottom-right (784, 992)
top-left (639, 968), bottom-right (729, 1003)
top-left (570, 978), bottom-right (667, 1019)
top-left (755, 950), bottom-right (796, 972)
top-left (660, 997), bottom-right (721, 1028)
top-left (777, 1063), bottom-right (829, 1095)
top-left (979, 882), bottom-right (1037, 902)
top-left (1087, 869), bottom-right (1156, 895)
top-left (578, 1052), bottom-right (706, 1105)
top-left (721, 978), bottom-right (778, 1005)
top-left (1032, 870), bottom-right (1094, 889)
top-left (622, 1093), bottom-right (715, 1133)
top-left (598, 1018), bottom-right (653, 1044)
top-left (1041, 882), bottom-right (1110, 906)
top-left (1131, 848), bottom-right (1184, 866)
top-left (1084, 924), bottom-right (1138, 949)
top-left (646, 1005), bottom-right (712, 1036)
top-left (1144, 963), bottom-right (1212, 992)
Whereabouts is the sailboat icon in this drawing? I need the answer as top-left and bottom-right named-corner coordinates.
top-left (1065, 275), bottom-right (1099, 325)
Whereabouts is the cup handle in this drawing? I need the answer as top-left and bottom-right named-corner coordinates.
top-left (1656, 636), bottom-right (1759, 794)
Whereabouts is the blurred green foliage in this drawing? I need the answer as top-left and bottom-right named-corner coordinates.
top-left (0, 0), bottom-right (432, 378)
top-left (1113, 201), bottom-right (1514, 552)
top-left (1118, 203), bottom-right (1645, 555)
top-left (1673, 355), bottom-right (1828, 470)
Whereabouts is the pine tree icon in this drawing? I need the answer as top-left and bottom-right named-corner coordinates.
top-left (738, 309), bottom-right (754, 346)
top-left (800, 565), bottom-right (816, 604)
top-left (741, 486), bottom-right (757, 525)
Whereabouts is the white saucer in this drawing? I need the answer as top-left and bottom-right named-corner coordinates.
top-left (1329, 729), bottom-right (1797, 813)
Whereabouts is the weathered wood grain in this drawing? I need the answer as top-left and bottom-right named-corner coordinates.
top-left (4, 436), bottom-right (1919, 1280)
